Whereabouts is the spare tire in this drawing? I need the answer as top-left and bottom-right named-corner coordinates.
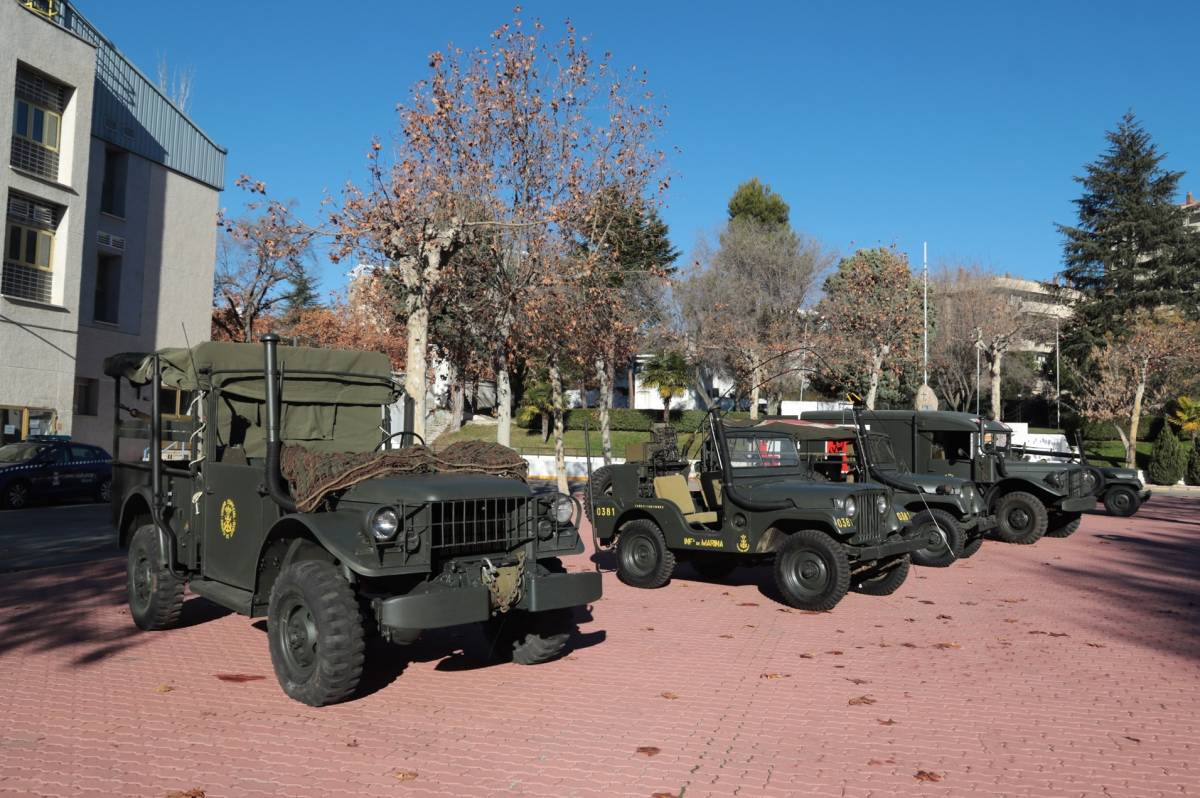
top-left (583, 465), bottom-right (615, 523)
top-left (1080, 466), bottom-right (1107, 498)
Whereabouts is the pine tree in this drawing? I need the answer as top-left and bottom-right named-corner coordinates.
top-left (1147, 424), bottom-right (1186, 485)
top-left (728, 178), bottom-right (790, 228)
top-left (1057, 112), bottom-right (1200, 356)
top-left (282, 265), bottom-right (321, 327)
top-left (1186, 444), bottom-right (1200, 486)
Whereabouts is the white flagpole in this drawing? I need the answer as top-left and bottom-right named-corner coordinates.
top-left (922, 241), bottom-right (928, 386)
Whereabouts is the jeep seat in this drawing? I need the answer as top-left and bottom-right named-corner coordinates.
top-left (654, 474), bottom-right (718, 524)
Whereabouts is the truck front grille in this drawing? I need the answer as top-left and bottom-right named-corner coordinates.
top-left (426, 497), bottom-right (531, 557)
top-left (1068, 469), bottom-right (1083, 497)
top-left (851, 491), bottom-right (885, 544)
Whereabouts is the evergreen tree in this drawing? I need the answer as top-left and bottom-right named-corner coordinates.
top-left (282, 265), bottom-right (321, 326)
top-left (1147, 424), bottom-right (1186, 485)
top-left (1186, 444), bottom-right (1200, 486)
top-left (728, 178), bottom-right (790, 228)
top-left (1057, 112), bottom-right (1200, 356)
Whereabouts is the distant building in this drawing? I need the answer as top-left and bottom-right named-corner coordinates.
top-left (0, 0), bottom-right (225, 447)
top-left (1183, 191), bottom-right (1199, 232)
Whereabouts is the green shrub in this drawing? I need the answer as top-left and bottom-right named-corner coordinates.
top-left (1147, 425), bottom-right (1187, 485)
top-left (533, 407), bottom-right (751, 433)
top-left (1187, 445), bottom-right (1200, 486)
top-left (1073, 415), bottom-right (1165, 442)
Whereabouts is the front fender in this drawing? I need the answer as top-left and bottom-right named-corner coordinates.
top-left (260, 512), bottom-right (400, 578)
top-left (116, 487), bottom-right (155, 548)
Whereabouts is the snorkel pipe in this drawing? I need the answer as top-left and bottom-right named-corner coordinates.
top-left (262, 334), bottom-right (298, 513)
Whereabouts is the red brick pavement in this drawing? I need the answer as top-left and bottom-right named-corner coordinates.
top-left (1, 498), bottom-right (1198, 798)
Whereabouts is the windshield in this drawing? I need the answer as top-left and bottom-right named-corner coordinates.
top-left (0, 442), bottom-right (50, 463)
top-left (863, 434), bottom-right (904, 470)
top-left (981, 431), bottom-right (1010, 453)
top-left (728, 435), bottom-right (801, 468)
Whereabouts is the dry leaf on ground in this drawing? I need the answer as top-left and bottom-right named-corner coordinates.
top-left (660, 692), bottom-right (679, 700)
top-left (215, 674), bottom-right (266, 683)
top-left (164, 790), bottom-right (205, 798)
top-left (393, 770), bottom-right (418, 782)
top-left (932, 642), bottom-right (961, 650)
top-left (759, 672), bottom-right (791, 680)
top-left (877, 718), bottom-right (897, 725)
top-left (154, 685), bottom-right (175, 694)
top-left (737, 602), bottom-right (759, 607)
top-left (914, 770), bottom-right (943, 782)
top-left (849, 695), bottom-right (877, 706)
top-left (636, 746), bottom-right (661, 757)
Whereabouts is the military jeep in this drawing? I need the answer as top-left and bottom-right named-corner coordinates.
top-left (1010, 433), bottom-right (1151, 518)
top-left (764, 418), bottom-right (994, 566)
top-left (587, 413), bottom-right (942, 611)
top-left (105, 335), bottom-right (601, 706)
top-left (803, 410), bottom-right (1096, 544)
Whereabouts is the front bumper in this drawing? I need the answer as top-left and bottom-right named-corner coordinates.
top-left (1139, 488), bottom-right (1152, 502)
top-left (378, 570), bottom-right (602, 631)
top-left (1058, 496), bottom-right (1098, 513)
top-left (849, 529), bottom-right (942, 561)
top-left (969, 514), bottom-right (998, 534)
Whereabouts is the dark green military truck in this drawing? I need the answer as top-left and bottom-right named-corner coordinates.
top-left (587, 414), bottom-right (942, 611)
top-left (1010, 433), bottom-right (1150, 518)
top-left (803, 410), bottom-right (1096, 545)
top-left (767, 418), bottom-right (994, 566)
top-left (105, 335), bottom-right (600, 705)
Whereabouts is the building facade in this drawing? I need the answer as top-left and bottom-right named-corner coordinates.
top-left (0, 0), bottom-right (225, 448)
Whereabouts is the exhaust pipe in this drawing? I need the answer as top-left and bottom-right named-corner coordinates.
top-left (262, 333), bottom-right (297, 512)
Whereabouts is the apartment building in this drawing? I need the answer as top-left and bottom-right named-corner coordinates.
top-left (0, 0), bottom-right (225, 448)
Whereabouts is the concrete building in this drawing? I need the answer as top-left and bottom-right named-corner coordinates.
top-left (1, 0), bottom-right (225, 448)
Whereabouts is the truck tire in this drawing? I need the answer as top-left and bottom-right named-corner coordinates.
top-left (267, 559), bottom-right (366, 707)
top-left (1045, 511), bottom-right (1082, 538)
top-left (852, 554), bottom-right (911, 596)
top-left (908, 509), bottom-right (965, 568)
top-left (1103, 486), bottom-right (1140, 517)
top-left (773, 529), bottom-right (850, 612)
top-left (993, 491), bottom-right (1049, 545)
top-left (476, 609), bottom-right (573, 665)
top-left (127, 524), bottom-right (185, 631)
top-left (690, 553), bottom-right (738, 580)
top-left (583, 465), bottom-right (615, 523)
top-left (615, 519), bottom-right (676, 588)
top-left (960, 535), bottom-right (985, 558)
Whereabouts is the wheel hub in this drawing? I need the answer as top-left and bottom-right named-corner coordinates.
top-left (132, 555), bottom-right (152, 605)
top-left (783, 550), bottom-right (829, 597)
top-left (625, 536), bottom-right (656, 576)
top-left (280, 601), bottom-right (318, 674)
top-left (1009, 508), bottom-right (1031, 530)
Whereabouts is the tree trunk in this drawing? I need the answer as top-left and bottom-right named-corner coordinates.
top-left (541, 413), bottom-right (550, 443)
top-left (404, 304), bottom-right (429, 441)
top-left (1127, 378), bottom-right (1145, 469)
top-left (767, 392), bottom-right (781, 417)
top-left (749, 360), bottom-right (762, 420)
top-left (989, 350), bottom-right (1003, 422)
top-left (549, 361), bottom-right (569, 495)
top-left (1113, 424), bottom-right (1132, 471)
top-left (627, 358), bottom-right (636, 409)
top-left (449, 375), bottom-right (464, 433)
top-left (692, 365), bottom-right (711, 412)
top-left (496, 366), bottom-right (512, 448)
top-left (597, 357), bottom-right (614, 465)
top-left (662, 393), bottom-right (670, 423)
top-left (865, 350), bottom-right (884, 410)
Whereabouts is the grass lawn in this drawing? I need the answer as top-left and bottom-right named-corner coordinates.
top-left (1082, 440), bottom-right (1154, 468)
top-left (436, 421), bottom-right (651, 457)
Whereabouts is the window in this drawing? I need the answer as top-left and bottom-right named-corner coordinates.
top-left (73, 378), bottom-right (98, 416)
top-left (99, 148), bottom-right (127, 216)
top-left (11, 68), bottom-right (67, 180)
top-left (70, 445), bottom-right (94, 461)
top-left (727, 435), bottom-right (801, 468)
top-left (158, 388), bottom-right (195, 420)
top-left (4, 194), bottom-right (60, 303)
top-left (93, 254), bottom-right (121, 323)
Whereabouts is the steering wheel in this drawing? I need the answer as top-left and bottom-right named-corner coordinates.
top-left (375, 430), bottom-right (426, 451)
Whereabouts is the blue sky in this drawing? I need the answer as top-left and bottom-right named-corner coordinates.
top-left (83, 1), bottom-right (1200, 295)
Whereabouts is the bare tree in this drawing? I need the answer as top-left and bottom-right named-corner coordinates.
top-left (156, 55), bottom-right (194, 113)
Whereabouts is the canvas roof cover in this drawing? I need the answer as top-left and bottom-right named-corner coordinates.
top-left (755, 419), bottom-right (855, 442)
top-left (102, 341), bottom-right (396, 405)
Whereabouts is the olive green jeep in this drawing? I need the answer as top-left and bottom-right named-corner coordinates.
top-left (105, 335), bottom-right (600, 706)
top-left (587, 413), bottom-right (942, 611)
top-left (803, 410), bottom-right (1097, 544)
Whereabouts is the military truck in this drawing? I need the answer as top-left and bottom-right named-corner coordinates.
top-left (803, 409), bottom-right (1096, 544)
top-left (764, 418), bottom-right (994, 566)
top-left (1010, 433), bottom-right (1150, 518)
top-left (587, 413), bottom-right (942, 611)
top-left (105, 335), bottom-right (601, 706)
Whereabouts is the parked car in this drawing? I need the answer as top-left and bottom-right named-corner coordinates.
top-left (0, 438), bottom-right (112, 509)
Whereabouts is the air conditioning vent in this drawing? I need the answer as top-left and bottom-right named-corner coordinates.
top-left (97, 231), bottom-right (126, 252)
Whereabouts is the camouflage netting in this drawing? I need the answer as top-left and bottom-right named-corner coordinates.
top-left (281, 441), bottom-right (528, 513)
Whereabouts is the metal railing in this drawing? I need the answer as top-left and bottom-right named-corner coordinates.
top-left (0, 261), bottom-right (52, 303)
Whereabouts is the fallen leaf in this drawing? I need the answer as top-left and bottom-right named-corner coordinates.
top-left (164, 790), bottom-right (205, 798)
top-left (960, 600), bottom-right (978, 606)
top-left (877, 718), bottom-right (897, 726)
top-left (346, 739), bottom-right (359, 748)
top-left (849, 695), bottom-right (877, 706)
top-left (393, 770), bottom-right (418, 782)
top-left (799, 653), bottom-right (814, 659)
top-left (651, 792), bottom-right (680, 798)
top-left (759, 672), bottom-right (791, 680)
top-left (904, 617), bottom-right (917, 622)
top-left (154, 685), bottom-right (175, 694)
top-left (660, 692), bottom-right (679, 700)
top-left (1049, 632), bottom-right (1070, 638)
top-left (826, 650), bottom-right (844, 655)
top-left (918, 600), bottom-right (935, 605)
top-left (1123, 736), bottom-right (1141, 743)
top-left (777, 608), bottom-right (792, 613)
top-left (845, 677), bottom-right (868, 685)
top-left (1087, 642), bottom-right (1106, 648)
top-left (1001, 598), bottom-right (1027, 604)
top-left (867, 756), bottom-right (897, 766)
top-left (744, 624), bottom-right (757, 629)
top-left (1028, 630), bottom-right (1048, 635)
top-left (1003, 618), bottom-right (1019, 623)
top-left (901, 642), bottom-right (918, 648)
top-left (643, 627), bottom-right (655, 631)
top-left (932, 642), bottom-right (961, 650)
top-left (914, 770), bottom-right (943, 782)
top-left (215, 674), bottom-right (266, 683)
top-left (936, 614), bottom-right (952, 620)
top-left (636, 746), bottom-right (661, 757)
top-left (737, 602), bottom-right (759, 607)
top-left (718, 634), bottom-right (734, 639)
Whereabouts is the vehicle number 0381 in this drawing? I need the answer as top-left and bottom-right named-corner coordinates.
top-left (593, 506), bottom-right (616, 518)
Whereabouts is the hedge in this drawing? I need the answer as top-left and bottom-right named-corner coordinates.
top-left (1068, 415), bottom-right (1166, 443)
top-left (521, 407), bottom-right (751, 433)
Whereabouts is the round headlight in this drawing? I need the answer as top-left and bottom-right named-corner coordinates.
top-left (1045, 471), bottom-right (1065, 488)
top-left (537, 518), bottom-right (555, 540)
top-left (845, 497), bottom-right (857, 517)
top-left (551, 493), bottom-right (574, 525)
top-left (370, 507), bottom-right (400, 541)
top-left (876, 494), bottom-right (888, 514)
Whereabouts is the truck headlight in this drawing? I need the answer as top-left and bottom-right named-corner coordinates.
top-left (551, 493), bottom-right (575, 525)
top-left (845, 497), bottom-right (857, 517)
top-left (368, 506), bottom-right (400, 541)
top-left (1045, 471), bottom-right (1065, 488)
top-left (876, 494), bottom-right (888, 514)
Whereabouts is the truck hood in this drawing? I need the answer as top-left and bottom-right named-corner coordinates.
top-left (732, 476), bottom-right (884, 504)
top-left (339, 473), bottom-right (533, 505)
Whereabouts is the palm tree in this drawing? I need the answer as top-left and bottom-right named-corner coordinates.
top-left (640, 351), bottom-right (692, 422)
top-left (1172, 396), bottom-right (1200, 443)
